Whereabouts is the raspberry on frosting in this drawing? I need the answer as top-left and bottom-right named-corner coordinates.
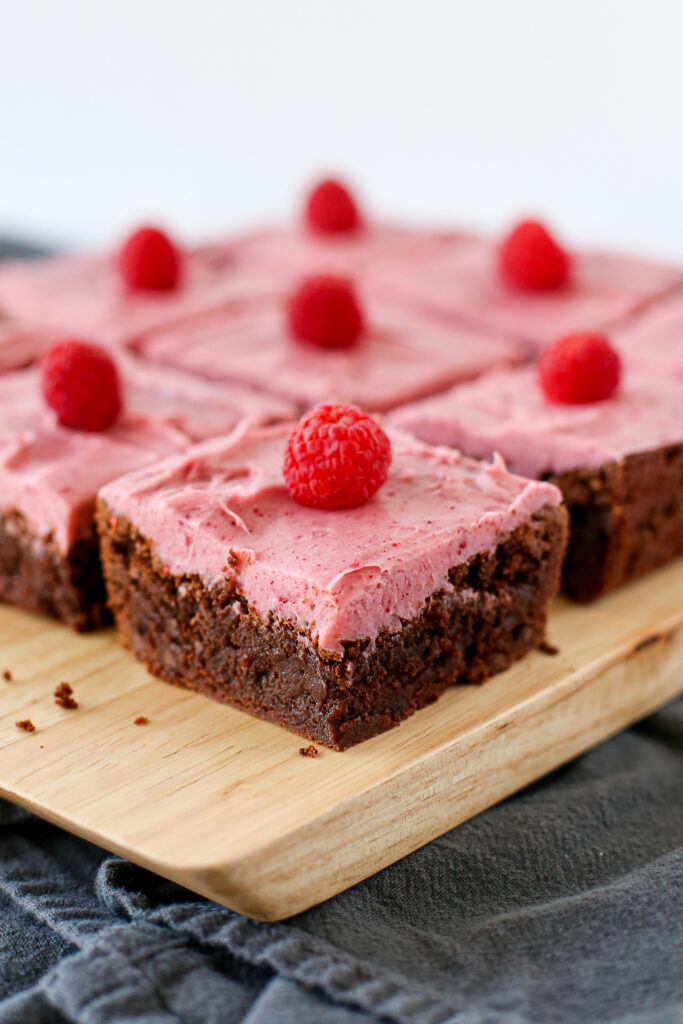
top-left (304, 178), bottom-right (363, 234)
top-left (41, 338), bottom-right (122, 431)
top-left (287, 274), bottom-right (365, 349)
top-left (539, 331), bottom-right (622, 404)
top-left (499, 219), bottom-right (571, 291)
top-left (118, 226), bottom-right (182, 292)
top-left (284, 404), bottom-right (392, 510)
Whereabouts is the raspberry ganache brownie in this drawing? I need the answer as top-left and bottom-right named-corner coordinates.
top-left (612, 289), bottom-right (683, 379)
top-left (0, 227), bottom-right (279, 348)
top-left (138, 275), bottom-right (525, 412)
top-left (370, 222), bottom-right (682, 352)
top-left (391, 335), bottom-right (683, 601)
top-left (0, 343), bottom-right (293, 630)
top-left (97, 411), bottom-right (567, 749)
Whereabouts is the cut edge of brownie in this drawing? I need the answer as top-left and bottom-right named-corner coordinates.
top-left (548, 442), bottom-right (683, 602)
top-left (96, 498), bottom-right (568, 750)
top-left (0, 508), bottom-right (109, 631)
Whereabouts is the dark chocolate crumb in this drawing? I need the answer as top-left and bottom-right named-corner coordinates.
top-left (54, 682), bottom-right (79, 709)
top-left (16, 719), bottom-right (35, 732)
top-left (538, 639), bottom-right (559, 656)
top-left (2, 670), bottom-right (12, 681)
top-left (134, 716), bottom-right (149, 726)
top-left (298, 745), bottom-right (319, 758)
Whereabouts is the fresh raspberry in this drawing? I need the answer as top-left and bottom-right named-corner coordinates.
top-left (304, 178), bottom-right (363, 234)
top-left (539, 332), bottom-right (622, 404)
top-left (499, 219), bottom-right (570, 291)
top-left (118, 226), bottom-right (181, 292)
top-left (284, 404), bottom-right (392, 510)
top-left (41, 338), bottom-right (122, 431)
top-left (287, 274), bottom-right (364, 349)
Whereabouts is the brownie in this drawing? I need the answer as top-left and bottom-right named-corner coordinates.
top-left (0, 363), bottom-right (294, 630)
top-left (96, 500), bottom-right (567, 749)
top-left (390, 367), bottom-right (683, 603)
top-left (0, 510), bottom-right (108, 631)
top-left (550, 443), bottom-right (683, 602)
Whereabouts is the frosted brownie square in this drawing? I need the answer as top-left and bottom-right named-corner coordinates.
top-left (391, 365), bottom-right (683, 601)
top-left (97, 421), bottom-right (566, 749)
top-left (371, 234), bottom-right (682, 352)
top-left (136, 291), bottom-right (525, 412)
top-left (0, 358), bottom-right (293, 629)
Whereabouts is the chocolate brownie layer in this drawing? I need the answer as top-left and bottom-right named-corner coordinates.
top-left (549, 443), bottom-right (683, 602)
top-left (0, 510), bottom-right (109, 631)
top-left (97, 501), bottom-right (567, 749)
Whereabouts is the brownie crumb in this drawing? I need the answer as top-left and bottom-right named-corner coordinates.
top-left (538, 639), bottom-right (559, 656)
top-left (134, 715), bottom-right (149, 726)
top-left (54, 682), bottom-right (79, 709)
top-left (2, 670), bottom-right (12, 681)
top-left (298, 745), bottom-right (319, 758)
top-left (16, 719), bottom-right (35, 732)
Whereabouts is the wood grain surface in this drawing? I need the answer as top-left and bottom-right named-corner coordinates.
top-left (0, 559), bottom-right (681, 920)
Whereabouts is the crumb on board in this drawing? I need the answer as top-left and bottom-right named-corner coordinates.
top-left (298, 745), bottom-right (319, 758)
top-left (54, 682), bottom-right (79, 709)
top-left (538, 639), bottom-right (559, 656)
top-left (16, 719), bottom-right (35, 732)
top-left (2, 670), bottom-right (12, 681)
top-left (134, 716), bottom-right (149, 726)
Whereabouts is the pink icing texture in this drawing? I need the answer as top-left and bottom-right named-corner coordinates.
top-left (0, 358), bottom-right (294, 552)
top-left (390, 365), bottom-right (683, 479)
top-left (612, 289), bottom-right (683, 379)
top-left (370, 235), bottom-right (682, 351)
top-left (137, 291), bottom-right (525, 412)
top-left (0, 227), bottom-right (446, 351)
top-left (0, 321), bottom-right (59, 372)
top-left (0, 244), bottom-right (281, 347)
top-left (99, 421), bottom-right (561, 655)
top-left (219, 224), bottom-right (472, 277)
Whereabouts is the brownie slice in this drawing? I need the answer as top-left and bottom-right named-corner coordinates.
top-left (390, 366), bottom-right (683, 602)
top-left (0, 510), bottom-right (108, 631)
top-left (97, 502), bottom-right (566, 749)
top-left (552, 444), bottom-right (683, 602)
top-left (96, 422), bottom-right (567, 749)
top-left (0, 362), bottom-right (293, 630)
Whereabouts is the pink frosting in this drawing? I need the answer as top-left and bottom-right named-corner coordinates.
top-left (99, 421), bottom-right (561, 654)
top-left (220, 224), bottom-right (472, 277)
top-left (0, 244), bottom-right (281, 346)
top-left (371, 235), bottom-right (682, 351)
top-left (138, 291), bottom-right (525, 412)
top-left (0, 226), bottom-right (448, 350)
top-left (390, 365), bottom-right (683, 478)
top-left (0, 360), bottom-right (294, 552)
top-left (612, 289), bottom-right (683, 378)
top-left (0, 321), bottom-right (59, 372)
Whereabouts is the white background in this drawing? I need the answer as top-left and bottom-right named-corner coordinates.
top-left (1, 0), bottom-right (681, 259)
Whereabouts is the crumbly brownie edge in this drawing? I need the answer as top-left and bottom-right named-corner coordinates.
top-left (549, 442), bottom-right (683, 602)
top-left (97, 499), bottom-right (567, 750)
top-left (0, 509), bottom-right (109, 631)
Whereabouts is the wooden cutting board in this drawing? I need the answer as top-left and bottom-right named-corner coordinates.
top-left (0, 560), bottom-right (681, 921)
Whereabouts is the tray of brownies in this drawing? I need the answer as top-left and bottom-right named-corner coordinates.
top-left (0, 179), bottom-right (681, 919)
